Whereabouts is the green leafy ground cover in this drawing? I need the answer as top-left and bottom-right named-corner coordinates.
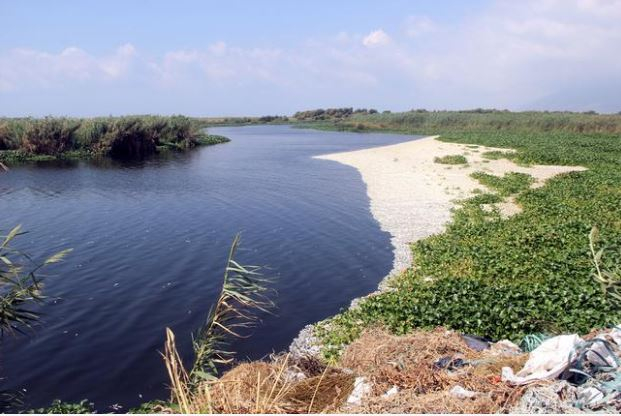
top-left (313, 121), bottom-right (621, 361)
top-left (470, 171), bottom-right (534, 196)
top-left (434, 154), bottom-right (468, 165)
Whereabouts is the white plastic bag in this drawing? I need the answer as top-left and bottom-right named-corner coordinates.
top-left (502, 334), bottom-right (582, 385)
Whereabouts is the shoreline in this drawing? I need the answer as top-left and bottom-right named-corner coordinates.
top-left (290, 134), bottom-right (586, 358)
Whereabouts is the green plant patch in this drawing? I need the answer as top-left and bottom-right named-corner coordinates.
top-left (434, 154), bottom-right (468, 165)
top-left (471, 171), bottom-right (534, 196)
top-left (29, 399), bottom-right (94, 414)
top-left (482, 150), bottom-right (518, 161)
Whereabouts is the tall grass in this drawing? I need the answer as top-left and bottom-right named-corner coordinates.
top-left (0, 115), bottom-right (229, 161)
top-left (0, 225), bottom-right (71, 335)
top-left (163, 234), bottom-right (273, 411)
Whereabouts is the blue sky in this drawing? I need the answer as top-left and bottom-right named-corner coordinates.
top-left (1, 0), bottom-right (620, 116)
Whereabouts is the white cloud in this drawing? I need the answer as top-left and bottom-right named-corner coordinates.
top-left (404, 16), bottom-right (437, 37)
top-left (0, 43), bottom-right (137, 91)
top-left (362, 29), bottom-right (391, 47)
top-left (1, 0), bottom-right (620, 114)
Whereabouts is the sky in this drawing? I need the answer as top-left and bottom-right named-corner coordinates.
top-left (1, 0), bottom-right (620, 116)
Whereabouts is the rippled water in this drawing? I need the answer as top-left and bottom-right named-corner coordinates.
top-left (0, 125), bottom-right (421, 411)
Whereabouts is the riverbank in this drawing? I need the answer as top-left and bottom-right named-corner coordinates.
top-left (316, 135), bottom-right (585, 284)
top-left (296, 119), bottom-right (621, 369)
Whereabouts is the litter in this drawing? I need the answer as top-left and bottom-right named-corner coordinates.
top-left (346, 377), bottom-right (372, 405)
top-left (462, 334), bottom-right (491, 351)
top-left (490, 339), bottom-right (522, 356)
top-left (502, 334), bottom-right (582, 385)
top-left (381, 386), bottom-right (399, 398)
top-left (449, 385), bottom-right (479, 399)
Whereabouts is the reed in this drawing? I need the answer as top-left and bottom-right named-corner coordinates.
top-left (0, 225), bottom-right (71, 335)
top-left (0, 115), bottom-right (229, 162)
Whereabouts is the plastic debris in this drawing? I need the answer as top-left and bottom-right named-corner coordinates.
top-left (381, 386), bottom-right (399, 398)
top-left (449, 385), bottom-right (479, 399)
top-left (490, 339), bottom-right (522, 356)
top-left (346, 376), bottom-right (372, 405)
top-left (502, 334), bottom-right (582, 385)
top-left (520, 333), bottom-right (550, 353)
top-left (433, 356), bottom-right (467, 370)
top-left (461, 334), bottom-right (490, 351)
top-left (576, 386), bottom-right (605, 407)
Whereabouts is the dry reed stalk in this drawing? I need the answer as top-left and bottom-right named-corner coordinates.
top-left (162, 328), bottom-right (193, 413)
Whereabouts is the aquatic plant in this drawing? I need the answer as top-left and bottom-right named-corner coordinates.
top-left (21, 118), bottom-right (80, 155)
top-left (0, 226), bottom-right (71, 411)
top-left (0, 115), bottom-right (229, 162)
top-left (0, 225), bottom-right (71, 335)
top-left (29, 399), bottom-right (94, 414)
top-left (163, 234), bottom-right (273, 411)
top-left (312, 113), bottom-right (621, 360)
top-left (470, 171), bottom-right (534, 196)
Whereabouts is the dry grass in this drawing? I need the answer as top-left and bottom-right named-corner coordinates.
top-left (351, 386), bottom-right (527, 414)
top-left (339, 327), bottom-right (528, 414)
top-left (163, 329), bottom-right (354, 413)
top-left (164, 325), bottom-right (529, 413)
top-left (339, 327), bottom-right (474, 394)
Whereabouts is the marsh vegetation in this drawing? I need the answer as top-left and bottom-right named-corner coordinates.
top-left (0, 115), bottom-right (229, 162)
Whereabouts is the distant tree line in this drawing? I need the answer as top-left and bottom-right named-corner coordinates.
top-left (293, 107), bottom-right (379, 121)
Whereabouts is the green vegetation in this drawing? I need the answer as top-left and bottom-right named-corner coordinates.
top-left (293, 107), bottom-right (378, 121)
top-left (162, 234), bottom-right (273, 412)
top-left (589, 227), bottom-right (621, 306)
top-left (307, 110), bottom-right (621, 361)
top-left (29, 399), bottom-right (94, 414)
top-left (188, 234), bottom-right (272, 384)
top-left (470, 171), bottom-right (534, 196)
top-left (0, 225), bottom-right (71, 335)
top-left (482, 150), bottom-right (518, 161)
top-left (1, 226), bottom-right (71, 411)
top-left (293, 108), bottom-right (621, 135)
top-left (0, 115), bottom-right (229, 162)
top-left (434, 154), bottom-right (468, 165)
top-left (194, 115), bottom-right (289, 127)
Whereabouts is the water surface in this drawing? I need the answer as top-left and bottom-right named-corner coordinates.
top-left (0, 125), bottom-right (421, 411)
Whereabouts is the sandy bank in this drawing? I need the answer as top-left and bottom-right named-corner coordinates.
top-left (315, 135), bottom-right (585, 285)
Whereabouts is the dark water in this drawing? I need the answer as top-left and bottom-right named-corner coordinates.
top-left (0, 125), bottom-right (420, 411)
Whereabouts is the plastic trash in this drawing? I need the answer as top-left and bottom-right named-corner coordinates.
top-left (502, 334), bottom-right (582, 385)
top-left (347, 377), bottom-right (372, 405)
top-left (433, 356), bottom-right (467, 370)
top-left (490, 339), bottom-right (522, 356)
top-left (461, 334), bottom-right (490, 351)
top-left (449, 385), bottom-right (479, 399)
top-left (381, 386), bottom-right (399, 398)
